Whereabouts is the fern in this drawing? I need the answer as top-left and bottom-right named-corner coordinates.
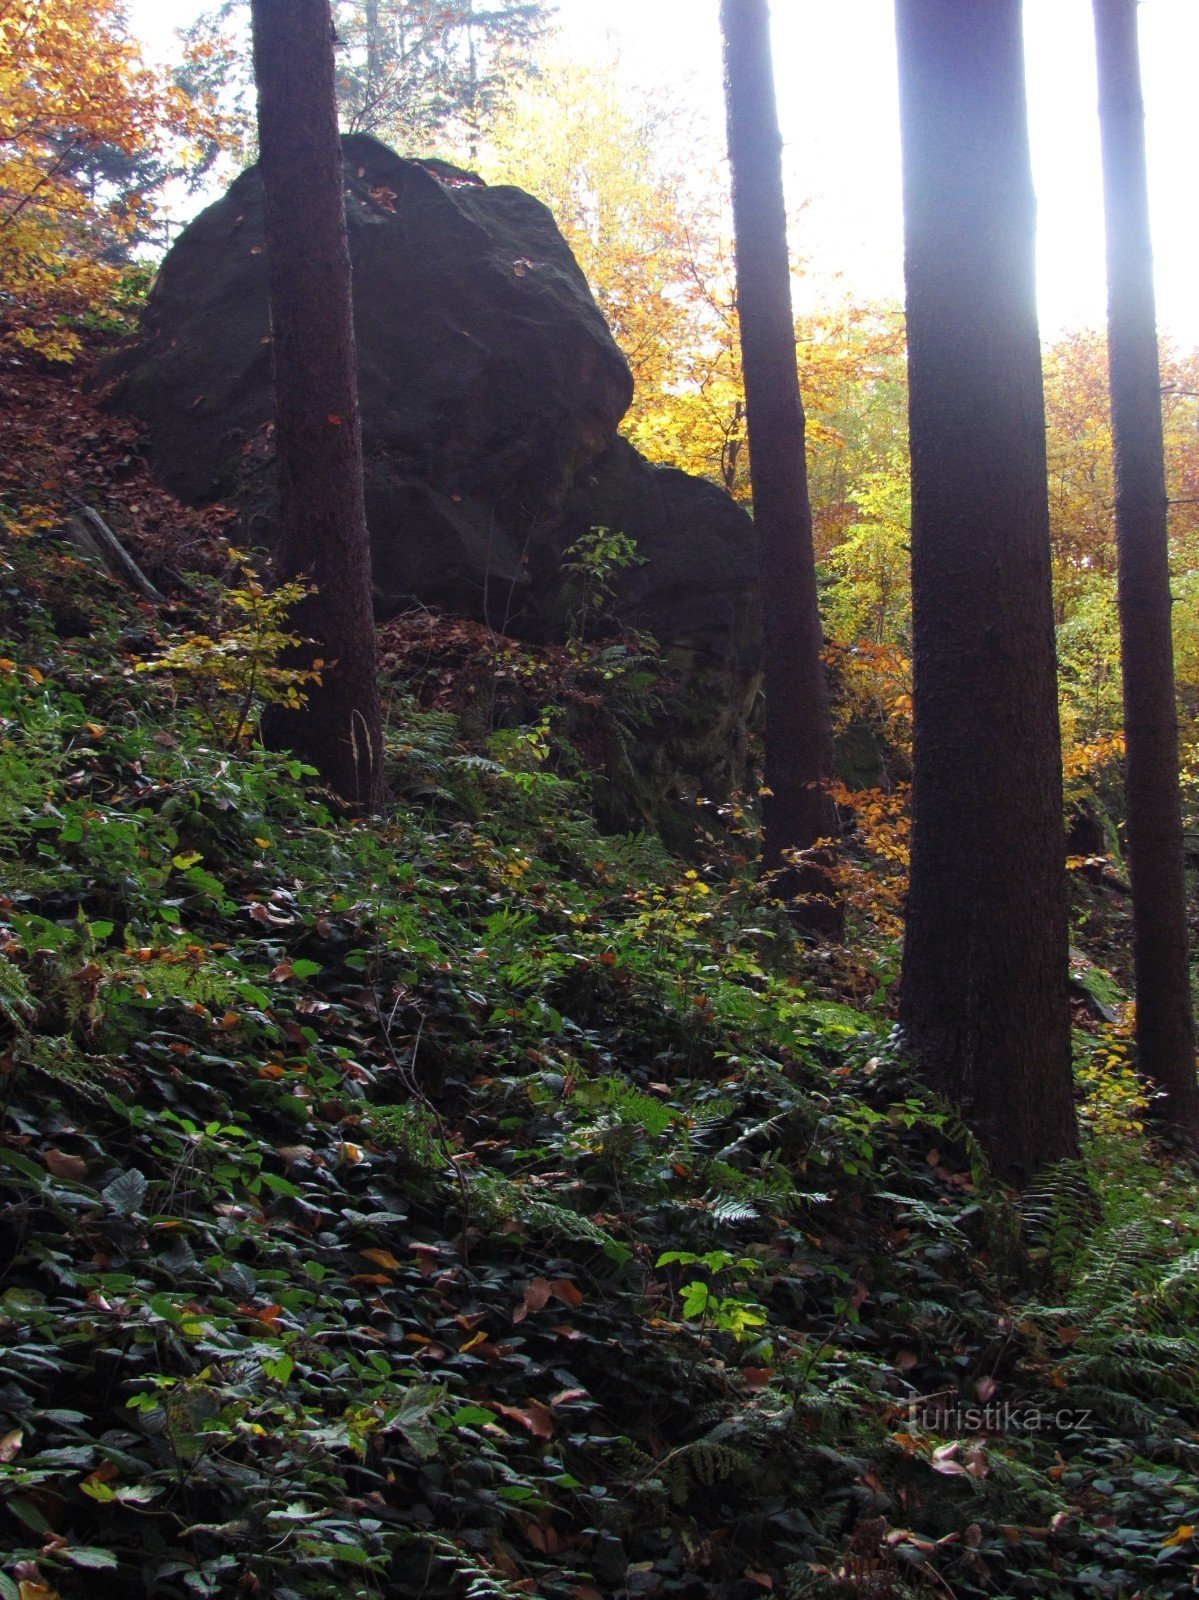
top-left (604, 1079), bottom-right (678, 1138)
top-left (368, 1101), bottom-right (452, 1179)
top-left (468, 1171), bottom-right (621, 1252)
top-left (0, 949), bottom-right (33, 1030)
top-left (107, 955), bottom-right (246, 1013)
top-left (1019, 1158), bottom-right (1102, 1290)
top-left (14, 1034), bottom-right (134, 1102)
top-left (662, 1436), bottom-right (753, 1499)
top-left (405, 1530), bottom-right (534, 1600)
top-left (705, 1193), bottom-right (761, 1225)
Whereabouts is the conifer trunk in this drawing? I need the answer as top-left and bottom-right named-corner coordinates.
top-left (1093, 0), bottom-right (1199, 1132)
top-left (250, 0), bottom-right (386, 810)
top-left (895, 0), bottom-right (1078, 1182)
top-left (365, 0), bottom-right (382, 105)
top-left (719, 0), bottom-right (841, 934)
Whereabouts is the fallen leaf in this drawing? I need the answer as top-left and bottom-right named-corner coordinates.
top-left (520, 1277), bottom-right (551, 1316)
top-left (43, 1149), bottom-right (88, 1182)
top-left (360, 1248), bottom-right (402, 1271)
top-left (494, 1401), bottom-right (554, 1441)
top-left (412, 1245), bottom-right (439, 1277)
top-left (740, 1368), bottom-right (775, 1390)
top-left (522, 1520), bottom-right (561, 1554)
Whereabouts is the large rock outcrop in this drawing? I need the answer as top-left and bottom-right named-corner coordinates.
top-left (103, 135), bottom-right (761, 803)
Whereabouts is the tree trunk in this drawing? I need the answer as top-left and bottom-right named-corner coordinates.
top-left (719, 0), bottom-right (842, 936)
top-left (895, 0), bottom-right (1079, 1182)
top-left (1093, 0), bottom-right (1199, 1133)
top-left (250, 0), bottom-right (386, 810)
top-left (366, 0), bottom-right (382, 105)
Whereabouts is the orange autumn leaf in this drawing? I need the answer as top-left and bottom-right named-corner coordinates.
top-left (359, 1248), bottom-right (402, 1271)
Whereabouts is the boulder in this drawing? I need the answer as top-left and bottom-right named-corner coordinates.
top-left (531, 437), bottom-right (760, 804)
top-left (102, 134), bottom-right (762, 801)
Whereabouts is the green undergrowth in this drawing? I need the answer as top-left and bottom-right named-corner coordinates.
top-left (1, 542), bottom-right (1199, 1600)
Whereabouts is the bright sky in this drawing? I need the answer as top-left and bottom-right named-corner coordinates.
top-left (128, 0), bottom-right (1199, 350)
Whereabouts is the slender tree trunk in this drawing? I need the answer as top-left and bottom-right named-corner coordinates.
top-left (365, 0), bottom-right (382, 104)
top-left (895, 0), bottom-right (1078, 1182)
top-left (719, 0), bottom-right (842, 936)
top-left (250, 0), bottom-right (386, 810)
top-left (465, 0), bottom-right (480, 161)
top-left (1093, 0), bottom-right (1199, 1132)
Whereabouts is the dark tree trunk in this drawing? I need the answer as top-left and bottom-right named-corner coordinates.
top-left (719, 0), bottom-right (841, 936)
top-left (1093, 0), bottom-right (1199, 1133)
top-left (250, 0), bottom-right (386, 810)
top-left (895, 0), bottom-right (1078, 1183)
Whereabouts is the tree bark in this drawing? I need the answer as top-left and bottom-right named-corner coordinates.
top-left (719, 0), bottom-right (841, 936)
top-left (1093, 0), bottom-right (1199, 1133)
top-left (250, 0), bottom-right (386, 810)
top-left (895, 0), bottom-right (1079, 1182)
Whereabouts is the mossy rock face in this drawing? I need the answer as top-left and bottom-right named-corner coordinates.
top-left (103, 134), bottom-right (763, 807)
top-left (834, 721), bottom-right (890, 793)
top-left (1069, 948), bottom-right (1125, 1022)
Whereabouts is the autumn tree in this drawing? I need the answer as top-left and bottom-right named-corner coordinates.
top-left (250, 0), bottom-right (385, 808)
top-left (895, 0), bottom-right (1078, 1181)
top-left (0, 0), bottom-right (213, 358)
top-left (719, 0), bottom-right (840, 924)
top-left (185, 0), bottom-right (547, 173)
top-left (340, 0), bottom-right (548, 155)
top-left (1093, 0), bottom-right (1199, 1132)
top-left (480, 56), bottom-right (717, 451)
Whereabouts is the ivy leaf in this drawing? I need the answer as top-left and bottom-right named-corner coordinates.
top-left (62, 1549), bottom-right (119, 1570)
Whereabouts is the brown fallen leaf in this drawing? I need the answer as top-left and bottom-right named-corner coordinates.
top-left (517, 1277), bottom-right (552, 1319)
top-left (494, 1401), bottom-right (554, 1441)
top-left (43, 1148), bottom-right (88, 1182)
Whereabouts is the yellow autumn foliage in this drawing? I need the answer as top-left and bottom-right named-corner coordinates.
top-left (0, 0), bottom-right (217, 358)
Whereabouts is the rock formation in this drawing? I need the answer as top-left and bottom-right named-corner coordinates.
top-left (103, 135), bottom-right (761, 808)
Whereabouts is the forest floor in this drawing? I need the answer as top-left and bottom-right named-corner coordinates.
top-left (1, 356), bottom-right (1198, 1600)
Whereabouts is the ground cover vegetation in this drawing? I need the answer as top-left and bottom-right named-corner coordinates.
top-left (3, 0), bottom-right (1199, 1594)
top-left (2, 459), bottom-right (1199, 1600)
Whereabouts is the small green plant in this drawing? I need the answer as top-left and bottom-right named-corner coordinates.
top-left (562, 524), bottom-right (646, 641)
top-left (657, 1248), bottom-right (768, 1342)
top-left (136, 551), bottom-right (323, 745)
